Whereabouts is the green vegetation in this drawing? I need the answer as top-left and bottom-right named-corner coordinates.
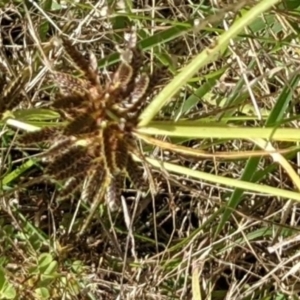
top-left (1, 0), bottom-right (300, 299)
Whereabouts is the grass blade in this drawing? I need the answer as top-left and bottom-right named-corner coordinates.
top-left (138, 0), bottom-right (281, 127)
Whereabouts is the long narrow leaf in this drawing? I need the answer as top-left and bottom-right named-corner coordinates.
top-left (137, 123), bottom-right (300, 141)
top-left (142, 157), bottom-right (300, 202)
top-left (138, 0), bottom-right (281, 127)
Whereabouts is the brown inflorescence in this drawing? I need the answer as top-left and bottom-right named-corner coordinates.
top-left (18, 31), bottom-right (154, 208)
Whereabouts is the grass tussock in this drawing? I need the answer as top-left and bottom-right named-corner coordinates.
top-left (1, 0), bottom-right (300, 299)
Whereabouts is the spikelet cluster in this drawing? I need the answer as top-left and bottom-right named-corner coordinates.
top-left (18, 31), bottom-right (156, 207)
